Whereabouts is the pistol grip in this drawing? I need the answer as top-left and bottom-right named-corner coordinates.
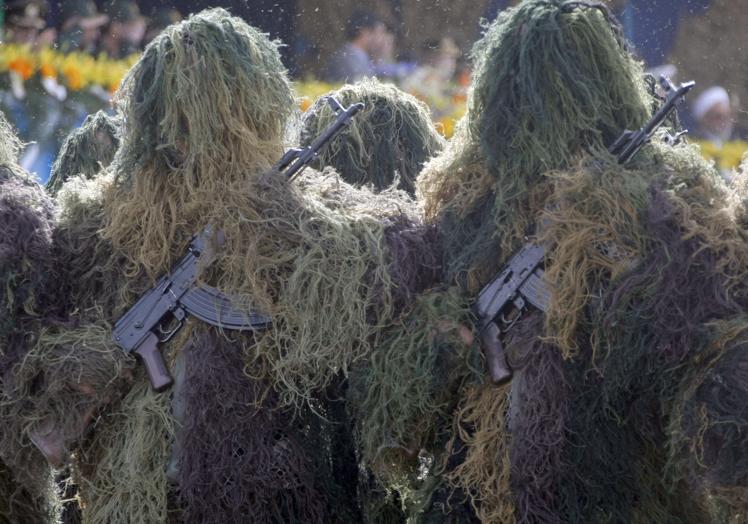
top-left (134, 332), bottom-right (174, 391)
top-left (481, 322), bottom-right (513, 385)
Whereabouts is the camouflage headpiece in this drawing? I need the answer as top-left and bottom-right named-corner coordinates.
top-left (300, 79), bottom-right (444, 195)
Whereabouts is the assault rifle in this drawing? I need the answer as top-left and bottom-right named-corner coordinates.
top-left (113, 97), bottom-right (365, 391)
top-left (474, 77), bottom-right (694, 385)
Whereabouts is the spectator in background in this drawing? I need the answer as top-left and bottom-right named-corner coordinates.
top-left (100, 0), bottom-right (147, 58)
top-left (4, 0), bottom-right (46, 45)
top-left (692, 86), bottom-right (742, 182)
top-left (693, 86), bottom-right (735, 146)
top-left (59, 0), bottom-right (108, 53)
top-left (402, 37), bottom-right (461, 118)
top-left (144, 7), bottom-right (182, 44)
top-left (325, 10), bottom-right (388, 83)
top-left (370, 24), bottom-right (416, 81)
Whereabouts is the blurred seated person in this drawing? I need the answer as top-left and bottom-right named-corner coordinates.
top-left (4, 0), bottom-right (46, 45)
top-left (370, 24), bottom-right (416, 81)
top-left (59, 0), bottom-right (108, 53)
top-left (692, 86), bottom-right (745, 182)
top-left (693, 86), bottom-right (736, 146)
top-left (402, 37), bottom-right (461, 118)
top-left (325, 10), bottom-right (388, 83)
top-left (100, 0), bottom-right (147, 58)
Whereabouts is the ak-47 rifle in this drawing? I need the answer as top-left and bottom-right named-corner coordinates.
top-left (113, 97), bottom-right (365, 391)
top-left (474, 77), bottom-right (695, 385)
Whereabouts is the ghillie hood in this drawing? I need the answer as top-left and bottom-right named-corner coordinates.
top-left (418, 0), bottom-right (653, 292)
top-left (46, 110), bottom-right (121, 196)
top-left (300, 78), bottom-right (445, 195)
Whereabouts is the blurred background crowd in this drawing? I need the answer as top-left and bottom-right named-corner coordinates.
top-left (1, 0), bottom-right (746, 183)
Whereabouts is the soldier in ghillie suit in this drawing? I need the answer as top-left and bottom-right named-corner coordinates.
top-left (358, 1), bottom-right (748, 522)
top-left (46, 110), bottom-right (120, 196)
top-left (0, 112), bottom-right (58, 523)
top-left (5, 8), bottom-right (440, 523)
top-left (300, 78), bottom-right (445, 195)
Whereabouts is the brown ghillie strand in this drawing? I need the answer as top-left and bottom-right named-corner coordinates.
top-left (0, 125), bottom-right (55, 367)
top-left (300, 79), bottom-right (445, 195)
top-left (382, 217), bottom-right (442, 313)
top-left (533, 140), bottom-right (748, 522)
top-left (0, 112), bottom-right (58, 522)
top-left (46, 111), bottom-right (121, 196)
top-left (504, 314), bottom-right (569, 524)
top-left (175, 327), bottom-right (327, 523)
top-left (0, 164), bottom-right (55, 365)
top-left (417, 0), bottom-right (652, 293)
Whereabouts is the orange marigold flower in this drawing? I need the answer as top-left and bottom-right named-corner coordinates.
top-left (40, 63), bottom-right (56, 78)
top-left (9, 58), bottom-right (34, 81)
top-left (63, 65), bottom-right (83, 90)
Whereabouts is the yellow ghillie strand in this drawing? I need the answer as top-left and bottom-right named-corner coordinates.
top-left (448, 383), bottom-right (514, 524)
top-left (76, 378), bottom-right (173, 524)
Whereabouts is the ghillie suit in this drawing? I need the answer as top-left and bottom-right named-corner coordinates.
top-left (358, 0), bottom-right (748, 522)
top-left (46, 110), bottom-right (121, 196)
top-left (301, 80), bottom-right (444, 522)
top-left (300, 78), bottom-right (445, 195)
top-left (19, 9), bottom-right (440, 523)
top-left (0, 113), bottom-right (58, 522)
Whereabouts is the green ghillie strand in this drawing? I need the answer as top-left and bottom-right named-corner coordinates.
top-left (76, 376), bottom-right (173, 524)
top-left (46, 110), bottom-right (121, 196)
top-left (418, 0), bottom-right (652, 293)
top-left (351, 288), bottom-right (476, 475)
top-left (447, 383), bottom-right (514, 524)
top-left (300, 79), bottom-right (445, 195)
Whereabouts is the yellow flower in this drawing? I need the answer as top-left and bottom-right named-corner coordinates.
top-left (695, 140), bottom-right (748, 170)
top-left (62, 64), bottom-right (83, 90)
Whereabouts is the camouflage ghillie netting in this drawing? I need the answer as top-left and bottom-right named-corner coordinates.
top-left (46, 110), bottom-right (120, 196)
top-left (0, 113), bottom-right (59, 523)
top-left (300, 79), bottom-right (445, 195)
top-left (353, 0), bottom-right (748, 522)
